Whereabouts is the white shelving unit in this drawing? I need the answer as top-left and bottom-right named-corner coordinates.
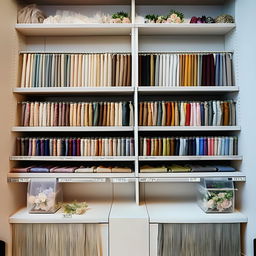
top-left (8, 0), bottom-right (248, 254)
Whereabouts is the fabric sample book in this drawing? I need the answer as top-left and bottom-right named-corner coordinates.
top-left (20, 53), bottom-right (131, 88)
top-left (20, 101), bottom-right (134, 127)
top-left (16, 137), bottom-right (135, 157)
top-left (140, 136), bottom-right (238, 156)
top-left (139, 53), bottom-right (235, 87)
top-left (139, 100), bottom-right (236, 126)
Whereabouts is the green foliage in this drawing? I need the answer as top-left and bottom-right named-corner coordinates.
top-left (145, 14), bottom-right (159, 21)
top-left (112, 11), bottom-right (129, 19)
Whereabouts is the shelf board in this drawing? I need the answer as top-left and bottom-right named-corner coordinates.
top-left (7, 172), bottom-right (136, 183)
top-left (139, 156), bottom-right (243, 161)
top-left (136, 0), bottom-right (225, 5)
top-left (10, 156), bottom-right (136, 161)
top-left (145, 200), bottom-right (248, 224)
top-left (139, 126), bottom-right (241, 132)
top-left (137, 23), bottom-right (236, 36)
top-left (13, 87), bottom-right (134, 95)
top-left (9, 201), bottom-right (112, 224)
top-left (20, 0), bottom-right (131, 5)
top-left (139, 172), bottom-right (246, 182)
top-left (15, 24), bottom-right (132, 36)
top-left (138, 86), bottom-right (239, 95)
top-left (12, 126), bottom-right (134, 132)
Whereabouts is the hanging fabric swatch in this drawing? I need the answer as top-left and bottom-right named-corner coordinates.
top-left (139, 53), bottom-right (234, 87)
top-left (139, 136), bottom-right (238, 156)
top-left (20, 53), bottom-right (131, 88)
top-left (139, 100), bottom-right (236, 126)
top-left (20, 101), bottom-right (134, 127)
top-left (16, 137), bottom-right (135, 157)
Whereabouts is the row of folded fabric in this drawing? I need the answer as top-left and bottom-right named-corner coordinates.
top-left (16, 137), bottom-right (135, 157)
top-left (139, 100), bottom-right (236, 126)
top-left (20, 101), bottom-right (134, 127)
top-left (139, 53), bottom-right (234, 87)
top-left (11, 165), bottom-right (132, 173)
top-left (20, 53), bottom-right (131, 88)
top-left (140, 164), bottom-right (236, 173)
top-left (139, 137), bottom-right (238, 156)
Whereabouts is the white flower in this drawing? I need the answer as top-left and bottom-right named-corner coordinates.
top-left (221, 199), bottom-right (232, 209)
top-left (122, 17), bottom-right (130, 23)
top-left (38, 193), bottom-right (47, 203)
top-left (34, 198), bottom-right (41, 204)
top-left (217, 203), bottom-right (224, 212)
top-left (170, 13), bottom-right (178, 19)
top-left (218, 193), bottom-right (226, 198)
top-left (207, 199), bottom-right (215, 209)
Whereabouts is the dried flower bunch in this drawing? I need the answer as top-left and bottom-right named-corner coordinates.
top-left (145, 9), bottom-right (184, 24)
top-left (59, 201), bottom-right (89, 215)
top-left (204, 191), bottom-right (233, 212)
top-left (190, 14), bottom-right (234, 23)
top-left (111, 11), bottom-right (131, 23)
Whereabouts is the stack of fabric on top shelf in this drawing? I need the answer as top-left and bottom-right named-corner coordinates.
top-left (11, 165), bottom-right (133, 173)
top-left (140, 164), bottom-right (236, 173)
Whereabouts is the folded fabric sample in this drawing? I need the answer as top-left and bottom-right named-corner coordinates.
top-left (75, 166), bottom-right (96, 173)
top-left (111, 167), bottom-right (132, 173)
top-left (95, 166), bottom-right (112, 173)
top-left (213, 165), bottom-right (236, 172)
top-left (140, 165), bottom-right (168, 173)
top-left (168, 164), bottom-right (191, 172)
top-left (11, 166), bottom-right (33, 173)
top-left (51, 167), bottom-right (77, 173)
top-left (30, 166), bottom-right (52, 173)
top-left (189, 165), bottom-right (218, 172)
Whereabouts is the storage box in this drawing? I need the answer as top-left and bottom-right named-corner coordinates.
top-left (197, 178), bottom-right (235, 213)
top-left (27, 178), bottom-right (62, 214)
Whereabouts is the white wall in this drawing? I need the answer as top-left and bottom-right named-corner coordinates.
top-left (236, 0), bottom-right (256, 254)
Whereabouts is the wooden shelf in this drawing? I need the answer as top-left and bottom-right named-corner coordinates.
top-left (13, 87), bottom-right (134, 95)
top-left (15, 24), bottom-right (133, 36)
top-left (139, 126), bottom-right (241, 132)
top-left (12, 126), bottom-right (134, 132)
top-left (137, 23), bottom-right (236, 36)
top-left (145, 200), bottom-right (248, 223)
top-left (9, 201), bottom-right (112, 224)
top-left (10, 156), bottom-right (136, 161)
top-left (138, 86), bottom-right (239, 95)
top-left (139, 156), bottom-right (243, 161)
